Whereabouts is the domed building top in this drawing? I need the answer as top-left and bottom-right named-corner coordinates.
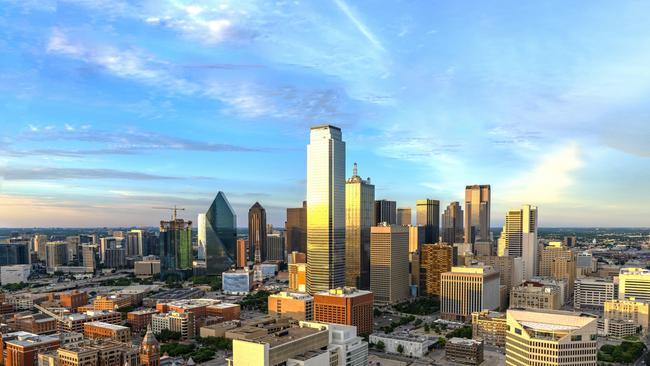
top-left (141, 324), bottom-right (160, 347)
top-left (140, 324), bottom-right (161, 366)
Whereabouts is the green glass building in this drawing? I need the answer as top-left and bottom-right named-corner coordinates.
top-left (160, 218), bottom-right (193, 280)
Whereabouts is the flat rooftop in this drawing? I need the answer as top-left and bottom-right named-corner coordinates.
top-left (85, 321), bottom-right (128, 330)
top-left (254, 327), bottom-right (323, 348)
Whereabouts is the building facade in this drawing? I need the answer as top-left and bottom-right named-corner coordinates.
top-left (313, 288), bottom-right (373, 336)
top-left (416, 199), bottom-right (440, 244)
top-left (442, 201), bottom-right (464, 245)
top-left (464, 185), bottom-right (491, 244)
top-left (396, 208), bottom-right (411, 226)
top-left (497, 205), bottom-right (538, 280)
top-left (285, 201), bottom-right (307, 256)
top-left (268, 292), bottom-right (314, 321)
top-left (419, 243), bottom-right (453, 296)
top-left (203, 191), bottom-right (237, 275)
top-left (306, 125), bottom-right (346, 294)
top-left (345, 163), bottom-right (375, 290)
top-left (370, 224), bottom-right (409, 305)
top-left (159, 218), bottom-right (192, 280)
top-left (440, 266), bottom-right (500, 321)
top-left (248, 202), bottom-right (267, 263)
top-left (374, 200), bottom-right (396, 225)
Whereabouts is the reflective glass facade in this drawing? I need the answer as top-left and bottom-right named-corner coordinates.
top-left (205, 191), bottom-right (237, 275)
top-left (306, 125), bottom-right (346, 294)
top-left (160, 219), bottom-right (192, 280)
top-left (345, 164), bottom-right (374, 289)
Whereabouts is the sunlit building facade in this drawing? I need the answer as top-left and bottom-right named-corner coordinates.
top-left (416, 199), bottom-right (440, 244)
top-left (442, 201), bottom-right (464, 245)
top-left (306, 125), bottom-right (346, 294)
top-left (345, 162), bottom-right (375, 289)
top-left (464, 185), bottom-right (491, 244)
top-left (498, 205), bottom-right (538, 280)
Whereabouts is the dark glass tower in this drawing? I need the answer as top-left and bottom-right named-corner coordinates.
top-left (248, 202), bottom-right (267, 263)
top-left (205, 191), bottom-right (237, 275)
top-left (159, 219), bottom-right (192, 280)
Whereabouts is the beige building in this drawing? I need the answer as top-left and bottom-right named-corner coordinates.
top-left (440, 266), bottom-right (500, 322)
top-left (618, 267), bottom-right (650, 302)
top-left (573, 278), bottom-right (617, 310)
top-left (268, 291), bottom-right (314, 321)
top-left (38, 340), bottom-right (138, 366)
top-left (538, 242), bottom-right (576, 296)
top-left (344, 163), bottom-right (375, 290)
top-left (134, 257), bottom-right (160, 277)
top-left (288, 262), bottom-right (307, 292)
top-left (370, 224), bottom-right (409, 305)
top-left (505, 309), bottom-right (598, 366)
top-left (420, 244), bottom-right (452, 296)
top-left (603, 299), bottom-right (650, 336)
top-left (497, 205), bottom-right (538, 280)
top-left (509, 282), bottom-right (561, 310)
top-left (473, 255), bottom-right (523, 300)
top-left (408, 225), bottom-right (424, 253)
top-left (151, 311), bottom-right (195, 340)
top-left (471, 310), bottom-right (507, 348)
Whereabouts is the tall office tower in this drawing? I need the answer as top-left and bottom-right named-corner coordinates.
top-left (497, 205), bottom-right (538, 280)
top-left (139, 325), bottom-right (160, 366)
top-left (248, 202), bottom-right (267, 263)
top-left (127, 229), bottom-right (144, 256)
top-left (306, 125), bottom-right (346, 294)
top-left (203, 191), bottom-right (237, 275)
top-left (65, 236), bottom-right (80, 263)
top-left (45, 241), bottom-right (68, 271)
top-left (440, 266), bottom-right (500, 321)
top-left (397, 208), bottom-right (412, 226)
top-left (286, 201), bottom-right (307, 256)
top-left (374, 199), bottom-right (396, 225)
top-left (159, 218), bottom-right (192, 280)
top-left (564, 235), bottom-right (577, 247)
top-left (143, 233), bottom-right (159, 257)
top-left (197, 213), bottom-right (207, 260)
top-left (464, 185), bottom-right (491, 244)
top-left (416, 199), bottom-right (440, 243)
top-left (408, 225), bottom-right (425, 253)
top-left (266, 233), bottom-right (284, 262)
top-left (0, 243), bottom-right (29, 265)
top-left (33, 234), bottom-right (49, 261)
top-left (345, 162), bottom-right (375, 289)
top-left (236, 239), bottom-right (247, 268)
top-left (81, 244), bottom-right (97, 273)
top-left (370, 224), bottom-right (409, 305)
top-left (618, 268), bottom-right (650, 302)
top-left (420, 243), bottom-right (453, 296)
top-left (505, 309), bottom-right (598, 366)
top-left (442, 201), bottom-right (464, 244)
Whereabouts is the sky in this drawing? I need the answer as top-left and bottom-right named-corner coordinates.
top-left (1, 0), bottom-right (650, 228)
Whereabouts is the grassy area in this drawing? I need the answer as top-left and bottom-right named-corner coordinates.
top-left (393, 296), bottom-right (439, 315)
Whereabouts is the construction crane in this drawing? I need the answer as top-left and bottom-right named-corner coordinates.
top-left (152, 205), bottom-right (186, 221)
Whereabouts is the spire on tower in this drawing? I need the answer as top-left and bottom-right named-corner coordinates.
top-left (353, 162), bottom-right (358, 177)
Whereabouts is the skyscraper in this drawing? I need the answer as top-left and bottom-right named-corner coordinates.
top-left (397, 208), bottom-right (412, 226)
top-left (46, 241), bottom-right (67, 271)
top-left (497, 205), bottom-right (538, 280)
top-left (197, 213), bottom-right (207, 260)
top-left (374, 200), bottom-right (396, 225)
top-left (159, 218), bottom-right (192, 280)
top-left (442, 201), bottom-right (464, 244)
top-left (420, 243), bottom-right (453, 296)
top-left (440, 266), bottom-right (500, 322)
top-left (464, 185), bottom-right (491, 244)
top-left (345, 163), bottom-right (375, 289)
top-left (285, 201), bottom-right (307, 255)
top-left (248, 202), bottom-right (267, 263)
top-left (416, 199), bottom-right (440, 243)
top-left (306, 125), bottom-right (346, 294)
top-left (203, 191), bottom-right (237, 275)
top-left (370, 224), bottom-right (409, 305)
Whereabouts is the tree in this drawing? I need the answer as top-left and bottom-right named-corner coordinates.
top-left (424, 323), bottom-right (430, 333)
top-left (376, 340), bottom-right (385, 351)
top-left (397, 344), bottom-right (404, 354)
top-left (155, 329), bottom-right (182, 342)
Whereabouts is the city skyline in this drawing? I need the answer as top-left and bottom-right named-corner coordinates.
top-left (2, 1), bottom-right (650, 227)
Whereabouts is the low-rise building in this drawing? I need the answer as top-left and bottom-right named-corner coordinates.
top-left (0, 264), bottom-right (31, 285)
top-left (1, 331), bottom-right (60, 366)
top-left (127, 309), bottom-right (158, 332)
top-left (369, 332), bottom-right (434, 358)
top-left (206, 303), bottom-right (240, 321)
top-left (151, 311), bottom-right (195, 340)
top-left (268, 292), bottom-right (313, 321)
top-left (288, 263), bottom-right (307, 292)
top-left (10, 313), bottom-right (57, 335)
top-left (314, 287), bottom-right (373, 336)
top-left (510, 281), bottom-right (561, 310)
top-left (83, 321), bottom-right (131, 343)
top-left (58, 290), bottom-right (88, 312)
top-left (58, 310), bottom-right (122, 333)
top-left (222, 269), bottom-right (253, 295)
top-left (574, 278), bottom-right (617, 310)
top-left (445, 337), bottom-right (484, 365)
top-left (135, 257), bottom-right (161, 277)
top-left (471, 310), bottom-right (507, 348)
top-left (38, 339), bottom-right (138, 366)
top-left (602, 299), bottom-right (650, 336)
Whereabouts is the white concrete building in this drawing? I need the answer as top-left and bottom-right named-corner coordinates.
top-left (0, 264), bottom-right (31, 284)
top-left (369, 333), bottom-right (434, 358)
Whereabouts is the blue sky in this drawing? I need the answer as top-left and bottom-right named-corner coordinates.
top-left (1, 0), bottom-right (649, 227)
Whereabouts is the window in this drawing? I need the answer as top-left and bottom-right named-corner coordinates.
top-left (571, 335), bottom-right (582, 341)
top-left (515, 328), bottom-right (522, 335)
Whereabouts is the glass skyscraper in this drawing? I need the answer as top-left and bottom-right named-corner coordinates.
top-left (416, 199), bottom-right (440, 244)
top-left (159, 218), bottom-right (192, 280)
top-left (204, 191), bottom-right (237, 275)
top-left (306, 124), bottom-right (346, 294)
top-left (248, 202), bottom-right (267, 263)
top-left (464, 184), bottom-right (491, 243)
top-left (345, 162), bottom-right (375, 290)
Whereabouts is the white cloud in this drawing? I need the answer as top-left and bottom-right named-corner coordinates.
top-left (333, 0), bottom-right (385, 51)
top-left (504, 142), bottom-right (583, 204)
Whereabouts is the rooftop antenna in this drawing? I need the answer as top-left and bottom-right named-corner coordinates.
top-left (353, 162), bottom-right (358, 177)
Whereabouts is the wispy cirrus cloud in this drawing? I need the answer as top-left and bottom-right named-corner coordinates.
top-left (3, 124), bottom-right (260, 157)
top-left (0, 167), bottom-right (206, 181)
